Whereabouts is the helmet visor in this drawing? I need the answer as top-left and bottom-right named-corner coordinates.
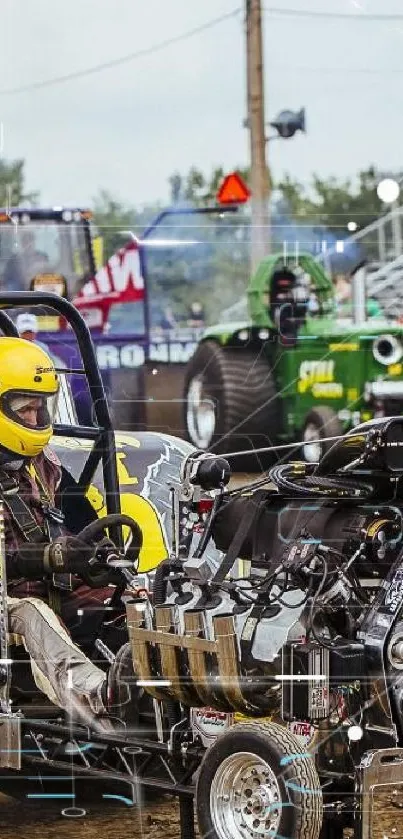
top-left (1, 390), bottom-right (59, 430)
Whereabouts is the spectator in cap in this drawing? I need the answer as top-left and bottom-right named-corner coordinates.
top-left (15, 312), bottom-right (51, 354)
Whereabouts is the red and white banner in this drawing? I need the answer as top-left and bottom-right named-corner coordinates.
top-left (78, 240), bottom-right (144, 301)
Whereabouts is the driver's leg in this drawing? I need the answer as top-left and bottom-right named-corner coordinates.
top-left (8, 596), bottom-right (108, 724)
top-left (59, 584), bottom-right (127, 657)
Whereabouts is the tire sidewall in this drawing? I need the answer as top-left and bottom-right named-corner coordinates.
top-left (197, 727), bottom-right (312, 839)
top-left (302, 406), bottom-right (342, 462)
top-left (184, 341), bottom-right (227, 445)
top-left (184, 341), bottom-right (280, 455)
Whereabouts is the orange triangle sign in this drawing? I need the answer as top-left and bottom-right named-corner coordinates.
top-left (216, 171), bottom-right (251, 205)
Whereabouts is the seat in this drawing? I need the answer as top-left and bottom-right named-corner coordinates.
top-left (269, 267), bottom-right (307, 346)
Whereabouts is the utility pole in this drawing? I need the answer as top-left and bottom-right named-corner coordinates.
top-left (246, 0), bottom-right (270, 271)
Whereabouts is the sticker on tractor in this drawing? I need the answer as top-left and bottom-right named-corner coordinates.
top-left (190, 707), bottom-right (234, 747)
top-left (288, 721), bottom-right (316, 747)
top-left (53, 432), bottom-right (183, 572)
top-left (388, 363), bottom-right (403, 376)
top-left (298, 360), bottom-right (335, 393)
top-left (311, 382), bottom-right (343, 398)
top-left (298, 360), bottom-right (342, 397)
top-left (96, 341), bottom-right (199, 369)
top-left (328, 342), bottom-right (359, 352)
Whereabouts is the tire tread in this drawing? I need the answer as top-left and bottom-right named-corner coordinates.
top-left (196, 720), bottom-right (323, 839)
top-left (184, 341), bottom-right (279, 452)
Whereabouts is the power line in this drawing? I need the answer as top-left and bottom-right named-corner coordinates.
top-left (0, 8), bottom-right (242, 96)
top-left (270, 64), bottom-right (403, 75)
top-left (1, 4), bottom-right (401, 97)
top-left (265, 6), bottom-right (403, 21)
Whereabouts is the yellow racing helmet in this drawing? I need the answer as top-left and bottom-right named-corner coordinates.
top-left (0, 338), bottom-right (59, 458)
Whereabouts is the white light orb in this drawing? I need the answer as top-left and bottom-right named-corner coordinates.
top-left (347, 725), bottom-right (363, 742)
top-left (377, 178), bottom-right (400, 204)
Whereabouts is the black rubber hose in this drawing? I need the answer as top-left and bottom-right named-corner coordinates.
top-left (153, 558), bottom-right (172, 606)
top-left (268, 463), bottom-right (373, 499)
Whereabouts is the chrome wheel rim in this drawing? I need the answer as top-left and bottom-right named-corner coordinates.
top-left (302, 422), bottom-right (322, 463)
top-left (186, 375), bottom-right (216, 449)
top-left (210, 751), bottom-right (282, 839)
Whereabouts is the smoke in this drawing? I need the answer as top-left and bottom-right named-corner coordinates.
top-left (133, 198), bottom-right (368, 329)
top-left (271, 198), bottom-right (366, 275)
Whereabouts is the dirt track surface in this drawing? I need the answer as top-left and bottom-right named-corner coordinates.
top-left (0, 792), bottom-right (188, 839)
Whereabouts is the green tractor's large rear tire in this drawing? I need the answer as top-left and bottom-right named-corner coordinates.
top-left (184, 341), bottom-right (280, 456)
top-left (301, 406), bottom-right (343, 463)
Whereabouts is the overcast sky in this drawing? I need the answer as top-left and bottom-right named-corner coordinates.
top-left (1, 0), bottom-right (402, 209)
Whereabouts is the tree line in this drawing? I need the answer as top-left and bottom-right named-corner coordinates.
top-left (0, 155), bottom-right (398, 249)
top-left (0, 156), bottom-right (399, 324)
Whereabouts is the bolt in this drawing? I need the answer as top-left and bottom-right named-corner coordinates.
top-left (222, 795), bottom-right (229, 803)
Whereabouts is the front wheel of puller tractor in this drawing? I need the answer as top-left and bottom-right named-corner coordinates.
top-left (301, 406), bottom-right (343, 464)
top-left (196, 722), bottom-right (323, 839)
top-left (184, 341), bottom-right (279, 466)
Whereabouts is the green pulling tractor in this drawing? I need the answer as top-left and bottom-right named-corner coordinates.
top-left (183, 253), bottom-right (403, 461)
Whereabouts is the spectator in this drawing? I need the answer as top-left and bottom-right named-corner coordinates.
top-left (334, 273), bottom-right (351, 305)
top-left (15, 312), bottom-right (51, 354)
top-left (334, 273), bottom-right (381, 318)
top-left (187, 300), bottom-right (205, 328)
top-left (159, 306), bottom-right (177, 332)
top-left (3, 231), bottom-right (48, 291)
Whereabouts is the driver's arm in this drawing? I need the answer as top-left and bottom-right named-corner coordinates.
top-left (9, 536), bottom-right (96, 580)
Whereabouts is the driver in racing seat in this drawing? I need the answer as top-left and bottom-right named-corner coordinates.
top-left (0, 337), bottom-right (133, 730)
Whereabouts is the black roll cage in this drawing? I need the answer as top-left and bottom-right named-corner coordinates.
top-left (0, 291), bottom-right (123, 548)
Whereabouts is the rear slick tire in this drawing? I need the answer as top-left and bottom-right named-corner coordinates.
top-left (301, 406), bottom-right (343, 463)
top-left (184, 341), bottom-right (279, 457)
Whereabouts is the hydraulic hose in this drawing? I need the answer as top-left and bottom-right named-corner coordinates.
top-left (268, 463), bottom-right (374, 499)
top-left (153, 558), bottom-right (172, 606)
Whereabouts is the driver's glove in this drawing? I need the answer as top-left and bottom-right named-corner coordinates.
top-left (15, 536), bottom-right (96, 579)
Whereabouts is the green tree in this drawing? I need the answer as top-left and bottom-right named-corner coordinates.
top-left (92, 190), bottom-right (141, 259)
top-left (0, 158), bottom-right (38, 206)
top-left (275, 166), bottom-right (401, 233)
top-left (92, 191), bottom-right (165, 260)
top-left (168, 172), bottom-right (182, 204)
